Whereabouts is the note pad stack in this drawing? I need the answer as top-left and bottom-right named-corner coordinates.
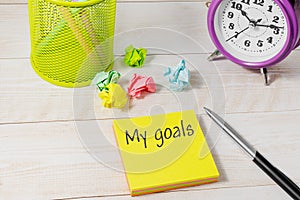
top-left (113, 110), bottom-right (219, 196)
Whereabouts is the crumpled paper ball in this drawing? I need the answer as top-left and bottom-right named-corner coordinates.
top-left (92, 70), bottom-right (121, 92)
top-left (164, 60), bottom-right (190, 91)
top-left (124, 45), bottom-right (147, 67)
top-left (99, 83), bottom-right (128, 108)
top-left (128, 74), bottom-right (156, 98)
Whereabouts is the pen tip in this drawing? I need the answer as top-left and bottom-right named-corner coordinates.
top-left (203, 107), bottom-right (209, 113)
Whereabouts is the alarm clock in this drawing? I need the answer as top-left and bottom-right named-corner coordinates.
top-left (207, 0), bottom-right (300, 83)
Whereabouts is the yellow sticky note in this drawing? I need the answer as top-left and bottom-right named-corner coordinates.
top-left (113, 110), bottom-right (219, 196)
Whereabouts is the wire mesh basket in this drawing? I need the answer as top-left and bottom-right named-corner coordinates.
top-left (28, 0), bottom-right (116, 87)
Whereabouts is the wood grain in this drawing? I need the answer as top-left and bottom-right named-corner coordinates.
top-left (1, 3), bottom-right (212, 59)
top-left (3, 3), bottom-right (299, 59)
top-left (65, 185), bottom-right (290, 200)
top-left (1, 53), bottom-right (300, 124)
top-left (0, 111), bottom-right (299, 199)
top-left (1, 1), bottom-right (300, 200)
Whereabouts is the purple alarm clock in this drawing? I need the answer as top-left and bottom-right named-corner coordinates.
top-left (207, 0), bottom-right (300, 73)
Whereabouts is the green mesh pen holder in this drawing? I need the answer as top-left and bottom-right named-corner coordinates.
top-left (29, 0), bottom-right (116, 87)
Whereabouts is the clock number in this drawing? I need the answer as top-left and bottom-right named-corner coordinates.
top-left (253, 0), bottom-right (264, 6)
top-left (273, 28), bottom-right (280, 35)
top-left (231, 2), bottom-right (243, 10)
top-left (229, 23), bottom-right (235, 30)
top-left (267, 5), bottom-right (273, 12)
top-left (257, 40), bottom-right (263, 47)
top-left (272, 16), bottom-right (279, 23)
top-left (267, 37), bottom-right (273, 44)
top-left (244, 40), bottom-right (251, 47)
top-left (241, 0), bottom-right (250, 5)
top-left (228, 12), bottom-right (234, 19)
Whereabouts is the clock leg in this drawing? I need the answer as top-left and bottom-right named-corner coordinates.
top-left (260, 68), bottom-right (270, 86)
top-left (207, 49), bottom-right (221, 61)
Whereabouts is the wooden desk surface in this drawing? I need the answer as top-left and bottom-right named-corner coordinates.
top-left (1, 1), bottom-right (299, 199)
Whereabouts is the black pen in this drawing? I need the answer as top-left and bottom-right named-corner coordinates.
top-left (203, 107), bottom-right (300, 200)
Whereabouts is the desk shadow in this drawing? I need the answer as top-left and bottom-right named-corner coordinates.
top-left (210, 55), bottom-right (227, 62)
top-left (243, 67), bottom-right (281, 85)
top-left (189, 70), bottom-right (205, 89)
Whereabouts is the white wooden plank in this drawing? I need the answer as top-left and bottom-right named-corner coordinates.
top-left (2, 1), bottom-right (300, 200)
top-left (1, 52), bottom-right (300, 124)
top-left (3, 3), bottom-right (300, 59)
top-left (0, 0), bottom-right (27, 3)
top-left (114, 2), bottom-right (214, 55)
top-left (0, 3), bottom-right (213, 59)
top-left (79, 185), bottom-right (291, 200)
top-left (0, 5), bottom-right (29, 59)
top-left (3, 2), bottom-right (300, 59)
top-left (0, 111), bottom-right (299, 199)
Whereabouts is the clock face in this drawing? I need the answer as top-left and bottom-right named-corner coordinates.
top-left (214, 0), bottom-right (288, 63)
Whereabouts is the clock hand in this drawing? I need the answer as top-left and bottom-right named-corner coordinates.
top-left (256, 24), bottom-right (284, 29)
top-left (240, 10), bottom-right (263, 26)
top-left (240, 10), bottom-right (252, 23)
top-left (254, 18), bottom-right (262, 25)
top-left (226, 27), bottom-right (249, 42)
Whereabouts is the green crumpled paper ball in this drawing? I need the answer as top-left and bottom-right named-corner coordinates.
top-left (124, 45), bottom-right (147, 67)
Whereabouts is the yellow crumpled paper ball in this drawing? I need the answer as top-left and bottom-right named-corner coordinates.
top-left (99, 83), bottom-right (128, 108)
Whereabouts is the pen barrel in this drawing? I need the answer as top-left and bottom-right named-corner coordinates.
top-left (253, 151), bottom-right (300, 200)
